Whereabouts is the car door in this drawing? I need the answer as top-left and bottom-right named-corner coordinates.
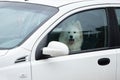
top-left (31, 8), bottom-right (116, 80)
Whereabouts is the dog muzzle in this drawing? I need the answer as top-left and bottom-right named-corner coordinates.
top-left (69, 39), bottom-right (74, 45)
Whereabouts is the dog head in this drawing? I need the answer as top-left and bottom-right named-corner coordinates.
top-left (59, 21), bottom-right (83, 45)
top-left (65, 21), bottom-right (82, 45)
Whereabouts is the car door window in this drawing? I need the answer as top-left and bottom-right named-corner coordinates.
top-left (48, 9), bottom-right (108, 53)
top-left (36, 9), bottom-right (108, 60)
top-left (115, 9), bottom-right (120, 29)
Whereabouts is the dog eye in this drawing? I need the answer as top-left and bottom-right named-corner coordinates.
top-left (74, 32), bottom-right (76, 33)
top-left (68, 32), bottom-right (70, 33)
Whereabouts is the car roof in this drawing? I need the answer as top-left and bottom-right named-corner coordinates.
top-left (1, 0), bottom-right (120, 7)
top-left (0, 0), bottom-right (87, 7)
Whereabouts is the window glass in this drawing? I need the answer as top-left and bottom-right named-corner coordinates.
top-left (115, 9), bottom-right (120, 27)
top-left (47, 9), bottom-right (108, 53)
top-left (0, 2), bottom-right (58, 49)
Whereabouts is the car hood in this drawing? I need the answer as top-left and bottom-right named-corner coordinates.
top-left (0, 50), bottom-right (8, 56)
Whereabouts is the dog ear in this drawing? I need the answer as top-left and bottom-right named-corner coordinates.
top-left (75, 21), bottom-right (82, 30)
top-left (75, 21), bottom-right (83, 39)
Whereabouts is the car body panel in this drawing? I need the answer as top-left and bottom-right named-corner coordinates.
top-left (0, 50), bottom-right (8, 56)
top-left (5, 0), bottom-right (120, 7)
top-left (0, 47), bottom-right (31, 80)
top-left (32, 49), bottom-right (116, 80)
top-left (116, 49), bottom-right (120, 80)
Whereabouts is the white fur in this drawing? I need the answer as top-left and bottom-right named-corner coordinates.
top-left (59, 20), bottom-right (83, 51)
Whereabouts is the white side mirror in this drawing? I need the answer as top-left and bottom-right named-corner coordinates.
top-left (43, 41), bottom-right (69, 57)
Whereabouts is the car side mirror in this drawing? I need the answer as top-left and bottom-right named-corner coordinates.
top-left (42, 41), bottom-right (69, 57)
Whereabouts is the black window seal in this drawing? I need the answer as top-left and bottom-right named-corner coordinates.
top-left (107, 7), bottom-right (120, 48)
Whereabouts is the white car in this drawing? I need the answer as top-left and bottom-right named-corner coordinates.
top-left (0, 0), bottom-right (120, 80)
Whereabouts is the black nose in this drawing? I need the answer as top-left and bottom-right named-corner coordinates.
top-left (70, 35), bottom-right (73, 39)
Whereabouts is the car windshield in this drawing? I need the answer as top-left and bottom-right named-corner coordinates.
top-left (0, 2), bottom-right (58, 49)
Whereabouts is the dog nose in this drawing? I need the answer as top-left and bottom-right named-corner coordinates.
top-left (70, 35), bottom-right (73, 39)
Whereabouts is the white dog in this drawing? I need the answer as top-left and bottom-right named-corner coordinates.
top-left (59, 20), bottom-right (83, 51)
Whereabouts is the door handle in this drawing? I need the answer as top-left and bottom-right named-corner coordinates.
top-left (98, 58), bottom-right (110, 66)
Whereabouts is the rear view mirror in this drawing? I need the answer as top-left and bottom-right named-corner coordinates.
top-left (43, 41), bottom-right (69, 57)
